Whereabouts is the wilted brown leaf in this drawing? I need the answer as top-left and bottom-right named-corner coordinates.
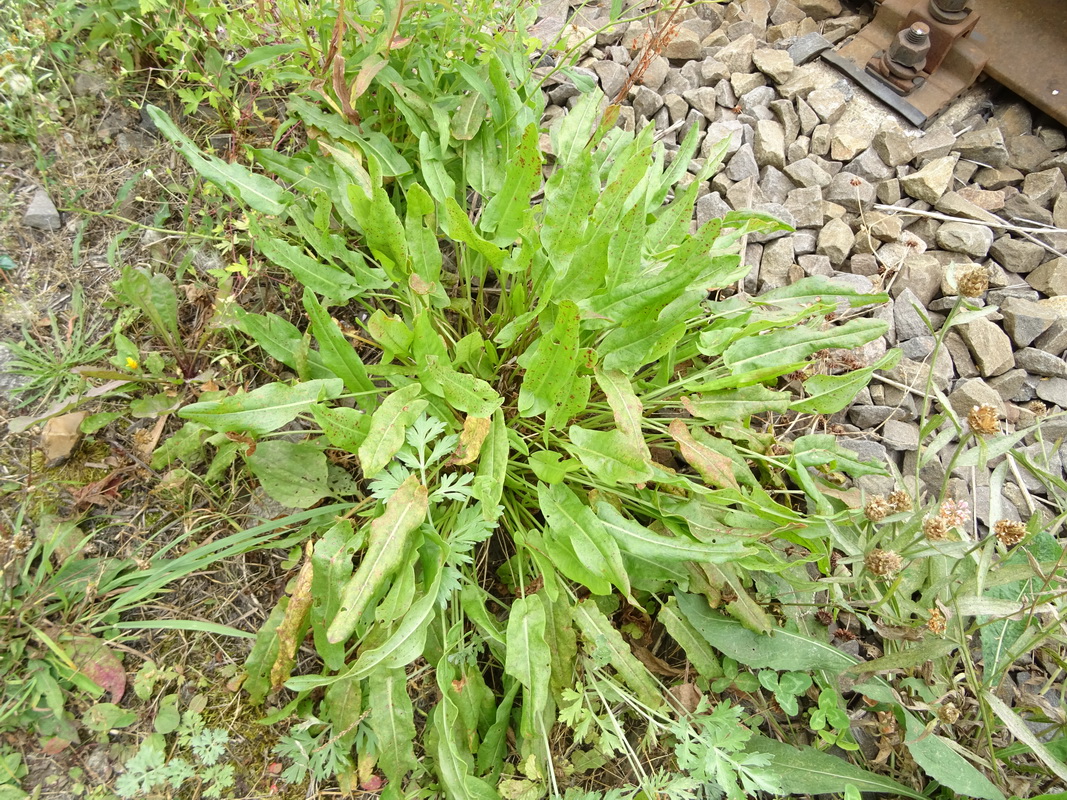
top-left (68, 634), bottom-right (126, 702)
top-left (667, 419), bottom-right (739, 490)
top-left (270, 543), bottom-right (316, 690)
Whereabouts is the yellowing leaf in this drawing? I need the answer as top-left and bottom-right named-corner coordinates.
top-left (270, 543), bottom-right (315, 690)
top-left (357, 383), bottom-right (428, 477)
top-left (668, 419), bottom-right (739, 490)
top-left (453, 416), bottom-right (491, 465)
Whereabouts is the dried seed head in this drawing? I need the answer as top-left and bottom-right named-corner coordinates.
top-left (1027, 400), bottom-right (1048, 416)
top-left (865, 548), bottom-right (903, 577)
top-left (864, 494), bottom-right (891, 522)
top-left (937, 702), bottom-right (960, 724)
top-left (993, 519), bottom-right (1027, 547)
top-left (967, 404), bottom-right (1000, 435)
top-left (957, 264), bottom-right (989, 298)
top-left (888, 490), bottom-right (913, 513)
top-left (927, 607), bottom-right (947, 635)
top-left (923, 515), bottom-right (950, 541)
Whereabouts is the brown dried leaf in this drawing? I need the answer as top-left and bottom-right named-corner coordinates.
top-left (666, 682), bottom-right (703, 716)
top-left (41, 412), bottom-right (87, 465)
top-left (270, 543), bottom-right (316, 690)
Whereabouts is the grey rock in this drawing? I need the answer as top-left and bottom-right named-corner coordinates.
top-left (784, 186), bottom-right (824, 228)
top-left (726, 143), bottom-right (760, 181)
top-left (873, 127), bottom-right (915, 167)
top-left (958, 317), bottom-right (1016, 377)
top-left (769, 99), bottom-right (800, 145)
top-left (1015, 347), bottom-right (1067, 379)
top-left (784, 156), bottom-right (831, 188)
top-left (759, 165), bottom-right (796, 203)
top-left (22, 188), bottom-right (61, 231)
top-left (838, 436), bottom-right (891, 468)
top-left (805, 87), bottom-right (846, 125)
top-left (752, 48), bottom-right (794, 84)
top-left (663, 28), bottom-right (703, 60)
top-left (1055, 192), bottom-right (1067, 228)
top-left (663, 70), bottom-right (694, 96)
top-left (700, 58), bottom-right (731, 84)
top-left (1002, 191), bottom-right (1054, 227)
top-left (899, 335), bottom-right (935, 360)
top-left (816, 217), bottom-right (854, 266)
top-left (716, 33), bottom-right (758, 73)
top-left (665, 93), bottom-right (689, 124)
top-left (793, 230), bottom-right (818, 255)
top-left (593, 60), bottom-right (629, 100)
top-left (632, 86), bottom-right (664, 119)
top-left (1000, 297), bottom-right (1063, 347)
top-left (882, 420), bottom-right (920, 451)
top-left (754, 119), bottom-right (786, 170)
top-left (973, 166), bottom-right (1025, 190)
top-left (731, 71), bottom-right (768, 98)
top-left (1035, 315), bottom-right (1067, 356)
top-left (678, 108), bottom-right (706, 142)
top-left (1022, 167), bottom-right (1067, 208)
top-left (696, 192), bottom-right (732, 228)
top-left (843, 148), bottom-right (894, 183)
top-left (949, 378), bottom-right (1006, 420)
top-left (637, 56), bottom-right (669, 91)
top-left (945, 330), bottom-right (980, 378)
top-left (810, 124), bottom-right (831, 157)
top-left (1035, 377), bottom-right (1067, 408)
top-left (794, 0), bottom-right (842, 20)
top-left (848, 405), bottom-right (909, 428)
top-left (1016, 442), bottom-right (1061, 494)
top-left (714, 79), bottom-right (738, 110)
top-left (935, 221), bottom-right (994, 258)
top-left (798, 253), bottom-right (832, 275)
top-left (877, 178), bottom-right (902, 205)
top-left (887, 255), bottom-right (941, 307)
top-left (849, 252), bottom-right (880, 276)
top-left (825, 171), bottom-right (875, 213)
top-left (954, 124), bottom-right (1008, 167)
top-left (73, 72), bottom-right (107, 97)
top-left (703, 120), bottom-right (745, 158)
top-left (894, 288), bottom-right (936, 340)
top-left (1007, 134), bottom-right (1053, 172)
top-left (988, 368), bottom-right (1029, 401)
top-left (739, 85), bottom-right (777, 113)
top-left (796, 96), bottom-right (819, 136)
top-left (726, 176), bottom-right (766, 209)
top-left (759, 236), bottom-right (795, 290)
top-left (933, 191), bottom-right (1000, 224)
top-left (899, 155), bottom-right (957, 204)
top-left (911, 125), bottom-right (957, 162)
top-left (786, 136), bottom-right (809, 164)
top-left (1027, 257), bottom-right (1067, 296)
top-left (683, 86), bottom-right (718, 119)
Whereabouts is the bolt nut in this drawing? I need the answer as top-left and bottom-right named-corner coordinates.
top-left (888, 23), bottom-right (931, 68)
top-left (934, 0), bottom-right (967, 12)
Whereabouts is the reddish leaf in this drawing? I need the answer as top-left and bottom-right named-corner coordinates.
top-left (69, 635), bottom-right (126, 702)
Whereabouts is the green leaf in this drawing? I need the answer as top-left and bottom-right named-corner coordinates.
top-left (368, 310), bottom-right (414, 360)
top-left (369, 668), bottom-right (418, 788)
top-left (528, 450), bottom-right (580, 485)
top-left (433, 659), bottom-right (500, 800)
top-left (550, 90), bottom-right (601, 167)
top-left (452, 91), bottom-right (488, 141)
top-left (441, 197), bottom-right (507, 268)
top-left (596, 502), bottom-right (749, 564)
top-left (572, 599), bottom-right (664, 709)
top-left (843, 639), bottom-right (959, 676)
top-left (759, 275), bottom-right (890, 309)
top-left (178, 379), bottom-right (344, 435)
top-left (326, 475), bottom-right (428, 644)
top-left (745, 736), bottom-right (926, 799)
top-left (519, 301), bottom-right (580, 417)
top-left (233, 43), bottom-right (303, 72)
top-left (116, 266), bottom-right (180, 349)
top-left (347, 180), bottom-right (409, 280)
top-left (985, 691), bottom-right (1067, 785)
top-left (658, 598), bottom-right (723, 679)
top-left (674, 592), bottom-right (857, 672)
top-left (324, 673), bottom-right (361, 747)
top-left (311, 521), bottom-right (360, 671)
top-left (302, 292), bottom-right (377, 408)
top-left (245, 440), bottom-right (329, 509)
top-left (668, 419), bottom-right (741, 490)
top-left (724, 318), bottom-right (888, 379)
top-left (146, 105), bottom-right (291, 215)
top-left (288, 97), bottom-right (411, 176)
top-left (311, 404), bottom-right (369, 453)
top-left (539, 483), bottom-right (630, 597)
top-left (357, 383), bottom-right (429, 478)
top-left (903, 712), bottom-right (1005, 800)
top-left (480, 123), bottom-right (540, 243)
top-left (567, 426), bottom-right (653, 485)
top-left (599, 319), bottom-right (687, 374)
top-left (472, 409), bottom-right (507, 520)
top-left (83, 702), bottom-right (138, 732)
top-left (235, 310), bottom-right (330, 380)
top-left (593, 368), bottom-right (645, 448)
top-left (541, 148), bottom-right (599, 270)
top-left (681, 386), bottom-right (792, 425)
top-left (424, 356), bottom-right (503, 417)
top-left (793, 349), bottom-right (902, 415)
top-left (505, 596), bottom-right (552, 754)
top-left (255, 231), bottom-right (363, 303)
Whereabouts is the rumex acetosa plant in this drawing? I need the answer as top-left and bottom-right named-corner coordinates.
top-left (144, 64), bottom-right (907, 797)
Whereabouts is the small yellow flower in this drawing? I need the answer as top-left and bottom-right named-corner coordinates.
top-left (888, 490), bottom-right (912, 513)
top-left (928, 607), bottom-right (946, 635)
top-left (968, 404), bottom-right (1000, 435)
top-left (125, 357), bottom-right (139, 370)
top-left (923, 515), bottom-right (949, 541)
top-left (993, 519), bottom-right (1027, 547)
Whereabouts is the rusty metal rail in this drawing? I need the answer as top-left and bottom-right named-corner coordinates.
top-left (824, 0), bottom-right (1067, 128)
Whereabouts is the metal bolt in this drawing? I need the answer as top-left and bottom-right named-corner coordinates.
top-left (905, 23), bottom-right (930, 45)
top-left (934, 0), bottom-right (967, 12)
